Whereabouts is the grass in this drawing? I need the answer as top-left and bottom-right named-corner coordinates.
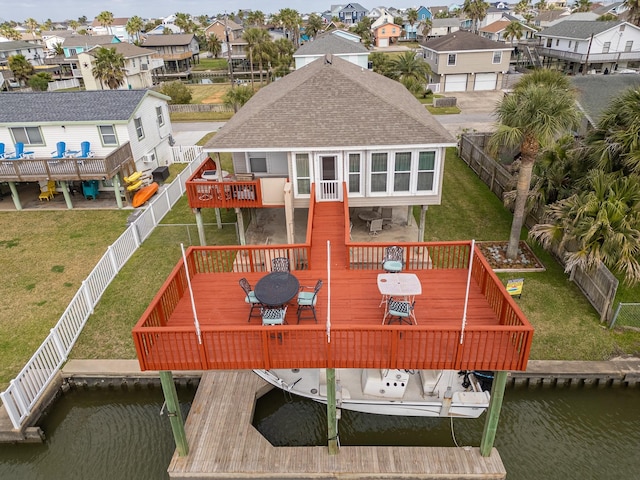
top-left (170, 111), bottom-right (234, 122)
top-left (192, 58), bottom-right (228, 71)
top-left (426, 105), bottom-right (461, 115)
top-left (185, 84), bottom-right (230, 104)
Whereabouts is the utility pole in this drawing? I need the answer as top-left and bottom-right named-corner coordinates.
top-left (583, 33), bottom-right (594, 75)
top-left (225, 12), bottom-right (235, 87)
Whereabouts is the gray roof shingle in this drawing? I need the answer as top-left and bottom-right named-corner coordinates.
top-left (207, 56), bottom-right (455, 150)
top-left (421, 31), bottom-right (510, 51)
top-left (0, 90), bottom-right (156, 124)
top-left (142, 34), bottom-right (195, 47)
top-left (536, 20), bottom-right (622, 39)
top-left (294, 33), bottom-right (369, 56)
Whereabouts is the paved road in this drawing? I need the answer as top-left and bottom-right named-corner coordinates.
top-left (171, 121), bottom-right (226, 146)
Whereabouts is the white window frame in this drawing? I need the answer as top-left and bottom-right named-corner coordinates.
top-left (367, 149), bottom-right (440, 196)
top-left (292, 152), bottom-right (311, 198)
top-left (602, 42), bottom-right (611, 54)
top-left (369, 152), bottom-right (389, 195)
top-left (346, 152), bottom-right (364, 197)
top-left (625, 40), bottom-right (633, 52)
top-left (447, 53), bottom-right (456, 66)
top-left (156, 106), bottom-right (165, 127)
top-left (134, 117), bottom-right (144, 140)
top-left (10, 126), bottom-right (44, 145)
top-left (492, 51), bottom-right (502, 64)
top-left (98, 125), bottom-right (118, 146)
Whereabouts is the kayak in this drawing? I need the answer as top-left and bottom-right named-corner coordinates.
top-left (124, 171), bottom-right (142, 184)
top-left (132, 182), bottom-right (158, 207)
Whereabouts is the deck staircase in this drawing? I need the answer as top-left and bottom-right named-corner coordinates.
top-left (309, 201), bottom-right (347, 270)
top-left (524, 45), bottom-right (543, 69)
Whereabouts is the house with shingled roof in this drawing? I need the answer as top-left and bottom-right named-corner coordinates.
top-left (197, 55), bottom-right (455, 231)
top-left (420, 31), bottom-right (513, 92)
top-left (141, 34), bottom-right (199, 79)
top-left (294, 32), bottom-right (370, 69)
top-left (78, 43), bottom-right (164, 90)
top-left (0, 90), bottom-right (173, 209)
top-left (479, 19), bottom-right (537, 43)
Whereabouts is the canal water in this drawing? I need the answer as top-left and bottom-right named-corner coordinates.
top-left (1, 383), bottom-right (638, 479)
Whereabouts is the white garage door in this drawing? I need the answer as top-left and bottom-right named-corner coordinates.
top-left (444, 74), bottom-right (467, 92)
top-left (474, 73), bottom-right (497, 91)
top-left (378, 38), bottom-right (389, 47)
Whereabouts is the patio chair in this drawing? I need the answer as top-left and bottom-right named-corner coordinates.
top-left (76, 141), bottom-right (94, 158)
top-left (239, 278), bottom-right (263, 322)
top-left (5, 142), bottom-right (30, 160)
top-left (382, 246), bottom-right (404, 273)
top-left (0, 143), bottom-right (5, 159)
top-left (51, 141), bottom-right (66, 159)
top-left (38, 180), bottom-right (57, 201)
top-left (381, 207), bottom-right (393, 228)
top-left (261, 305), bottom-right (287, 326)
top-left (506, 278), bottom-right (524, 299)
top-left (385, 297), bottom-right (415, 325)
top-left (369, 218), bottom-right (383, 236)
top-left (271, 257), bottom-right (290, 272)
top-left (297, 280), bottom-right (323, 323)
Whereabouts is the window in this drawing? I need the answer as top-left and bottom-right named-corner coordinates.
top-left (10, 126), bottom-right (43, 145)
top-left (625, 41), bottom-right (633, 52)
top-left (603, 42), bottom-right (611, 54)
top-left (492, 51), bottom-right (502, 64)
top-left (393, 152), bottom-right (411, 192)
top-left (98, 125), bottom-right (118, 145)
top-left (295, 153), bottom-right (310, 195)
top-left (156, 106), bottom-right (164, 126)
top-left (134, 117), bottom-right (144, 139)
top-left (574, 41), bottom-right (579, 52)
top-left (249, 157), bottom-right (267, 173)
top-left (370, 153), bottom-right (388, 192)
top-left (568, 41), bottom-right (572, 48)
top-left (348, 153), bottom-right (361, 194)
top-left (447, 54), bottom-right (456, 65)
top-left (417, 151), bottom-right (436, 191)
top-left (556, 39), bottom-right (559, 46)
top-left (546, 38), bottom-right (552, 48)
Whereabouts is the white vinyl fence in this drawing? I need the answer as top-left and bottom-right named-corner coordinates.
top-left (0, 147), bottom-right (205, 430)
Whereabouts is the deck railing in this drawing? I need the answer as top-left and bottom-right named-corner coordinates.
top-left (0, 149), bottom-right (208, 430)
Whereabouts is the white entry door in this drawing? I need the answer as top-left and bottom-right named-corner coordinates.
top-left (316, 154), bottom-right (342, 201)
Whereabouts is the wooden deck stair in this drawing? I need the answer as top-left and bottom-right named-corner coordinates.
top-left (310, 201), bottom-right (347, 270)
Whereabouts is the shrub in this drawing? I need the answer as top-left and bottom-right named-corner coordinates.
top-left (159, 81), bottom-right (192, 104)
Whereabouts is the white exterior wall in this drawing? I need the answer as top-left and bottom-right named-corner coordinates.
top-left (126, 95), bottom-right (173, 168)
top-left (78, 52), bottom-right (155, 91)
top-left (543, 24), bottom-right (640, 54)
top-left (295, 54), bottom-right (368, 70)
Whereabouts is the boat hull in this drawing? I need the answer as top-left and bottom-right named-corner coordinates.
top-left (254, 368), bottom-right (490, 418)
top-left (132, 182), bottom-right (158, 207)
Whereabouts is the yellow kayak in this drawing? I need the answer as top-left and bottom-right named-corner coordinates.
top-left (126, 180), bottom-right (143, 191)
top-left (124, 171), bottom-right (142, 184)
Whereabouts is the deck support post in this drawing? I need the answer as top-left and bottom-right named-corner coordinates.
top-left (215, 208), bottom-right (222, 229)
top-left (480, 370), bottom-right (508, 457)
top-left (418, 205), bottom-right (428, 241)
top-left (159, 370), bottom-right (189, 457)
top-left (326, 368), bottom-right (339, 454)
top-left (194, 208), bottom-right (206, 246)
top-left (8, 182), bottom-right (21, 210)
top-left (113, 175), bottom-right (123, 209)
top-left (59, 181), bottom-right (73, 209)
top-left (236, 207), bottom-right (246, 245)
top-left (406, 205), bottom-right (413, 226)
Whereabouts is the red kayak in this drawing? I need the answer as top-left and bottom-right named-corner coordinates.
top-left (132, 182), bottom-right (159, 207)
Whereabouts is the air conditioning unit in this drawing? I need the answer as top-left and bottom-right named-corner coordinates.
top-left (142, 152), bottom-right (156, 163)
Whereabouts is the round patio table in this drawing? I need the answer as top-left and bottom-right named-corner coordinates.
top-left (254, 272), bottom-right (300, 306)
top-left (358, 210), bottom-right (382, 223)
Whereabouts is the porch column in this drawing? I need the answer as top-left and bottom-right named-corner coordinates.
top-left (236, 207), bottom-right (246, 245)
top-left (214, 153), bottom-right (223, 229)
top-left (113, 175), bottom-right (123, 209)
top-left (418, 205), bottom-right (428, 242)
top-left (8, 182), bottom-right (21, 210)
top-left (326, 368), bottom-right (339, 455)
top-left (194, 208), bottom-right (206, 246)
top-left (215, 208), bottom-right (222, 229)
top-left (406, 205), bottom-right (414, 226)
top-left (480, 370), bottom-right (508, 457)
top-left (59, 181), bottom-right (73, 209)
top-left (284, 183), bottom-right (294, 244)
top-left (159, 371), bottom-right (189, 456)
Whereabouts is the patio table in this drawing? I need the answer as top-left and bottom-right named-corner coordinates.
top-left (254, 271), bottom-right (300, 307)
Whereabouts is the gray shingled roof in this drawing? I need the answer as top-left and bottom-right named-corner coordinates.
top-left (142, 34), bottom-right (195, 46)
top-left (63, 35), bottom-right (118, 47)
top-left (0, 90), bottom-right (159, 124)
top-left (0, 40), bottom-right (39, 51)
top-left (421, 31), bottom-right (511, 51)
top-left (294, 33), bottom-right (369, 56)
top-left (206, 56), bottom-right (455, 151)
top-left (86, 43), bottom-right (156, 58)
top-left (536, 20), bottom-right (622, 39)
top-left (571, 74), bottom-right (640, 125)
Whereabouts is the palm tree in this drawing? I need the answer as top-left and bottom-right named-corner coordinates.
top-left (407, 8), bottom-right (419, 40)
top-left (222, 85), bottom-right (254, 112)
top-left (503, 21), bottom-right (524, 46)
top-left (305, 13), bottom-right (324, 40)
top-left (245, 10), bottom-right (266, 28)
top-left (462, 0), bottom-right (490, 34)
top-left (574, 0), bottom-right (593, 12)
top-left (421, 19), bottom-right (433, 39)
top-left (52, 42), bottom-right (64, 56)
top-left (91, 46), bottom-right (126, 90)
top-left (69, 20), bottom-right (80, 32)
top-left (585, 87), bottom-right (640, 175)
top-left (530, 170), bottom-right (640, 285)
top-left (197, 15), bottom-right (210, 28)
top-left (252, 29), bottom-right (274, 85)
top-left (207, 35), bottom-right (222, 58)
top-left (391, 51), bottom-right (432, 83)
top-left (243, 27), bottom-right (263, 90)
top-left (8, 54), bottom-right (34, 86)
top-left (274, 8), bottom-right (303, 47)
top-left (352, 17), bottom-right (374, 48)
top-left (126, 16), bottom-right (144, 44)
top-left (625, 0), bottom-right (640, 26)
top-left (24, 18), bottom-right (39, 36)
top-left (515, 0), bottom-right (531, 15)
top-left (0, 25), bottom-right (21, 40)
top-left (369, 51), bottom-right (394, 77)
top-left (489, 69), bottom-right (581, 259)
top-left (271, 38), bottom-right (294, 78)
top-left (96, 11), bottom-right (114, 35)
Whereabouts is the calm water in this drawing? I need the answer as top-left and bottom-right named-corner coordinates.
top-left (1, 383), bottom-right (638, 480)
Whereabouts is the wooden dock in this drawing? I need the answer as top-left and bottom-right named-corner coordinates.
top-left (168, 371), bottom-right (506, 479)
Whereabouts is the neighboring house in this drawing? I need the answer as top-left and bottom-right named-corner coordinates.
top-left (204, 18), bottom-right (244, 44)
top-left (141, 34), bottom-right (199, 78)
top-left (145, 24), bottom-right (183, 35)
top-left (330, 29), bottom-right (362, 43)
top-left (422, 18), bottom-right (461, 39)
top-left (338, 3), bottom-right (369, 25)
top-left (571, 74), bottom-right (640, 127)
top-left (368, 7), bottom-right (394, 21)
top-left (533, 9), bottom-right (570, 29)
top-left (535, 21), bottom-right (640, 74)
top-left (416, 6), bottom-right (433, 22)
top-left (40, 30), bottom-right (77, 54)
top-left (91, 17), bottom-right (133, 43)
top-left (420, 31), bottom-right (513, 92)
top-left (547, 12), bottom-right (600, 26)
top-left (294, 32), bottom-right (370, 69)
top-left (62, 35), bottom-right (120, 58)
top-left (0, 90), bottom-right (173, 208)
top-left (478, 7), bottom-right (513, 29)
top-left (593, 2), bottom-right (627, 17)
top-left (78, 43), bottom-right (164, 90)
top-left (374, 22), bottom-right (403, 47)
top-left (371, 11), bottom-right (397, 30)
top-left (480, 20), bottom-right (537, 43)
top-left (0, 41), bottom-right (46, 67)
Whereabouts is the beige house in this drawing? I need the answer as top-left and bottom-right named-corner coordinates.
top-left (420, 31), bottom-right (513, 92)
top-left (78, 43), bottom-right (164, 90)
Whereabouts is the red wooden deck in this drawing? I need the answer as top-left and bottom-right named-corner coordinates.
top-left (133, 195), bottom-right (533, 372)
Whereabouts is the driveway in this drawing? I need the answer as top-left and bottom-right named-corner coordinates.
top-left (171, 121), bottom-right (226, 146)
top-left (433, 90), bottom-right (504, 138)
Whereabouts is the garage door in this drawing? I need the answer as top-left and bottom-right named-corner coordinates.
top-left (378, 38), bottom-right (389, 47)
top-left (474, 73), bottom-right (497, 91)
top-left (444, 74), bottom-right (467, 92)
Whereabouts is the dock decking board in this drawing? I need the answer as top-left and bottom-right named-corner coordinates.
top-left (167, 371), bottom-right (506, 479)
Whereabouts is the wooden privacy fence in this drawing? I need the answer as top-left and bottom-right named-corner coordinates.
top-left (0, 148), bottom-right (208, 430)
top-left (459, 133), bottom-right (619, 322)
top-left (168, 104), bottom-right (233, 113)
